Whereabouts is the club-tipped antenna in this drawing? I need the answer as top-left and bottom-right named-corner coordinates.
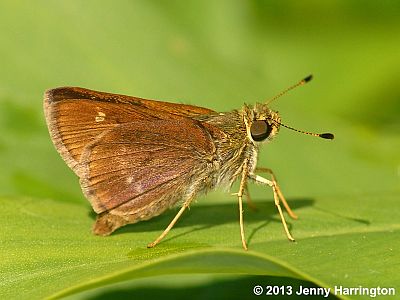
top-left (279, 122), bottom-right (334, 140)
top-left (266, 75), bottom-right (313, 105)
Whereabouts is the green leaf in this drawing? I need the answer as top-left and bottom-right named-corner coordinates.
top-left (1, 1), bottom-right (399, 299)
top-left (1, 192), bottom-right (399, 299)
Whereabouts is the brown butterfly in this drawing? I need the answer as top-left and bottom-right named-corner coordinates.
top-left (44, 76), bottom-right (333, 250)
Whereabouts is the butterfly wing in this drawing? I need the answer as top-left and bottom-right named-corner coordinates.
top-left (78, 118), bottom-right (216, 214)
top-left (44, 87), bottom-right (216, 176)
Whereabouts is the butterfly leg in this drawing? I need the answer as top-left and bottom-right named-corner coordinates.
top-left (235, 162), bottom-right (250, 250)
top-left (249, 171), bottom-right (295, 242)
top-left (255, 167), bottom-right (297, 219)
top-left (147, 195), bottom-right (194, 248)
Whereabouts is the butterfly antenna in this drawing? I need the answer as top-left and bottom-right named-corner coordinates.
top-left (266, 75), bottom-right (313, 105)
top-left (278, 122), bottom-right (334, 140)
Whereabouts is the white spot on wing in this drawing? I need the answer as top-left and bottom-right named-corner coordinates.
top-left (95, 111), bottom-right (106, 122)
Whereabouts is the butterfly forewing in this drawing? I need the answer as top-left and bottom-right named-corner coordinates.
top-left (44, 87), bottom-right (216, 176)
top-left (44, 87), bottom-right (217, 217)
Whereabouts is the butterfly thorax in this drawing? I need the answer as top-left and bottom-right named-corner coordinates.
top-left (197, 103), bottom-right (280, 190)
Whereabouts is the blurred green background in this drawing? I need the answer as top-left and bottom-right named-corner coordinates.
top-left (0, 1), bottom-right (399, 299)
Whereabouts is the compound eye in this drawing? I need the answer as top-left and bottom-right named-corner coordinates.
top-left (250, 120), bottom-right (272, 141)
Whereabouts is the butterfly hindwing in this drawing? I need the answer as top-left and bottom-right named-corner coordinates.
top-left (78, 118), bottom-right (216, 213)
